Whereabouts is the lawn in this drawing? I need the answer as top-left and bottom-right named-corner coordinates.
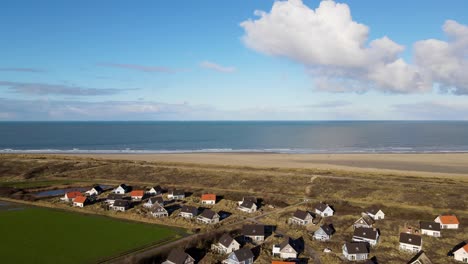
top-left (0, 206), bottom-right (182, 263)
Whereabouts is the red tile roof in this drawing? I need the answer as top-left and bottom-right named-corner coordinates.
top-left (439, 215), bottom-right (460, 225)
top-left (66, 191), bottom-right (82, 199)
top-left (272, 261), bottom-right (295, 264)
top-left (201, 194), bottom-right (216, 201)
top-left (131, 190), bottom-right (144, 197)
top-left (74, 196), bottom-right (87, 203)
top-left (463, 244), bottom-right (468, 253)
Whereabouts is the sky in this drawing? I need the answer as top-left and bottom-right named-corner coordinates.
top-left (1, 0), bottom-right (467, 120)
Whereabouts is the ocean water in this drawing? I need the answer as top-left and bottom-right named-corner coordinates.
top-left (1, 121), bottom-right (468, 154)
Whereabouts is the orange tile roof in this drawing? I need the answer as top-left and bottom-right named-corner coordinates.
top-left (272, 261), bottom-right (295, 264)
top-left (201, 194), bottom-right (216, 201)
top-left (74, 196), bottom-right (87, 203)
top-left (66, 191), bottom-right (82, 199)
top-left (131, 190), bottom-right (144, 197)
top-left (439, 215), bottom-right (460, 225)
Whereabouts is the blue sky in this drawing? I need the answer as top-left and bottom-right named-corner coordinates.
top-left (1, 0), bottom-right (467, 120)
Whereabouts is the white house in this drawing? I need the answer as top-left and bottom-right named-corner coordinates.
top-left (211, 234), bottom-right (240, 254)
top-left (111, 199), bottom-right (130, 212)
top-left (420, 221), bottom-right (441, 237)
top-left (272, 237), bottom-right (300, 259)
top-left (454, 244), bottom-right (468, 263)
top-left (342, 242), bottom-right (369, 261)
top-left (168, 189), bottom-right (185, 200)
top-left (144, 196), bottom-right (164, 208)
top-left (149, 204), bottom-right (168, 218)
top-left (289, 210), bottom-right (314, 226)
top-left (435, 215), bottom-right (460, 229)
top-left (313, 224), bottom-right (335, 241)
top-left (162, 249), bottom-right (195, 264)
top-left (223, 248), bottom-right (254, 264)
top-left (179, 205), bottom-right (198, 219)
top-left (315, 202), bottom-right (334, 217)
top-left (201, 193), bottom-right (216, 205)
top-left (85, 185), bottom-right (103, 196)
top-left (237, 196), bottom-right (257, 205)
top-left (352, 227), bottom-right (380, 246)
top-left (61, 191), bottom-right (83, 202)
top-left (408, 251), bottom-right (432, 264)
top-left (197, 209), bottom-right (220, 224)
top-left (353, 213), bottom-right (375, 229)
top-left (106, 193), bottom-right (124, 205)
top-left (243, 224), bottom-right (264, 244)
top-left (73, 196), bottom-right (88, 207)
top-left (148, 185), bottom-right (163, 195)
top-left (399, 233), bottom-right (423, 253)
top-left (130, 190), bottom-right (145, 201)
top-left (366, 206), bottom-right (385, 220)
top-left (114, 184), bottom-right (130, 194)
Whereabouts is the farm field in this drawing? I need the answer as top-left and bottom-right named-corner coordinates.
top-left (0, 205), bottom-right (181, 264)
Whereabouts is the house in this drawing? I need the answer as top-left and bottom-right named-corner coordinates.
top-left (114, 184), bottom-right (130, 194)
top-left (162, 249), bottom-right (195, 264)
top-left (111, 199), bottom-right (131, 212)
top-left (408, 251), bottom-right (433, 264)
top-left (454, 243), bottom-right (468, 263)
top-left (342, 242), bottom-right (370, 261)
top-left (399, 233), bottom-right (423, 253)
top-left (238, 196), bottom-right (257, 205)
top-left (243, 224), bottom-right (265, 243)
top-left (149, 204), bottom-right (168, 218)
top-left (144, 196), bottom-right (164, 208)
top-left (179, 205), bottom-right (198, 219)
top-left (434, 215), bottom-right (460, 229)
top-left (272, 237), bottom-right (300, 259)
top-left (353, 213), bottom-right (375, 229)
top-left (148, 185), bottom-right (163, 195)
top-left (211, 234), bottom-right (240, 254)
top-left (366, 206), bottom-right (385, 220)
top-left (73, 196), bottom-right (88, 207)
top-left (85, 185), bottom-right (103, 196)
top-left (106, 193), bottom-right (124, 205)
top-left (168, 189), bottom-right (185, 200)
top-left (201, 193), bottom-right (216, 205)
top-left (315, 202), bottom-right (334, 217)
top-left (130, 190), bottom-right (145, 201)
top-left (61, 191), bottom-right (83, 202)
top-left (197, 209), bottom-right (220, 224)
top-left (352, 227), bottom-right (380, 246)
top-left (289, 210), bottom-right (314, 226)
top-left (313, 224), bottom-right (335, 241)
top-left (420, 222), bottom-right (441, 237)
top-left (238, 201), bottom-right (257, 213)
top-left (223, 247), bottom-right (254, 264)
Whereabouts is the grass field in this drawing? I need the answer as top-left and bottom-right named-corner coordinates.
top-left (0, 205), bottom-right (181, 264)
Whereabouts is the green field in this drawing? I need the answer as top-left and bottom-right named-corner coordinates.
top-left (0, 205), bottom-right (182, 263)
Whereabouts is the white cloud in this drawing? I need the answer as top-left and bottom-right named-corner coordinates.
top-left (241, 0), bottom-right (465, 94)
top-left (200, 61), bottom-right (236, 73)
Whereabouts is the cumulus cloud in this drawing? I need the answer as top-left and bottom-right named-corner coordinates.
top-left (240, 0), bottom-right (467, 95)
top-left (0, 67), bottom-right (46, 73)
top-left (0, 81), bottom-right (134, 96)
top-left (200, 61), bottom-right (236, 73)
top-left (98, 63), bottom-right (176, 73)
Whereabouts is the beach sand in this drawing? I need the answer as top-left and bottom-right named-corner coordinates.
top-left (64, 153), bottom-right (468, 178)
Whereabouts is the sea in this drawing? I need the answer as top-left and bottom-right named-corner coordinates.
top-left (1, 121), bottom-right (468, 154)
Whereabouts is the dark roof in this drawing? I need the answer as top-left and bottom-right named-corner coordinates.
top-left (218, 234), bottom-right (235, 248)
top-left (320, 224), bottom-right (335, 236)
top-left (199, 209), bottom-right (218, 219)
top-left (315, 202), bottom-right (330, 212)
top-left (344, 242), bottom-right (369, 254)
top-left (107, 193), bottom-right (124, 200)
top-left (408, 251), bottom-right (432, 264)
top-left (243, 196), bottom-right (257, 203)
top-left (240, 201), bottom-right (255, 209)
top-left (353, 227), bottom-right (379, 240)
top-left (356, 213), bottom-right (375, 225)
top-left (279, 237), bottom-right (299, 251)
top-left (166, 249), bottom-right (193, 264)
top-left (151, 185), bottom-right (162, 191)
top-left (233, 248), bottom-right (254, 262)
top-left (171, 189), bottom-right (185, 196)
top-left (92, 185), bottom-right (103, 192)
top-left (150, 204), bottom-right (167, 213)
top-left (366, 206), bottom-right (382, 215)
top-left (118, 184), bottom-right (129, 190)
top-left (420, 221), bottom-right (441, 231)
top-left (113, 199), bottom-right (130, 207)
top-left (180, 205), bottom-right (198, 215)
top-left (293, 210), bottom-right (311, 220)
top-left (148, 196), bottom-right (164, 204)
top-left (399, 233), bottom-right (422, 246)
top-left (243, 224), bottom-right (264, 236)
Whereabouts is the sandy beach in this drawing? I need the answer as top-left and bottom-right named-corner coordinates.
top-left (64, 152), bottom-right (468, 178)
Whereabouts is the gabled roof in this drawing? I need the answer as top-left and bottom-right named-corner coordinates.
top-left (151, 185), bottom-right (162, 191)
top-left (420, 221), bottom-right (441, 231)
top-left (170, 189), bottom-right (185, 196)
top-left (240, 201), bottom-right (255, 209)
top-left (366, 205), bottom-right (382, 215)
top-left (201, 193), bottom-right (216, 201)
top-left (233, 248), bottom-right (254, 262)
top-left (199, 209), bottom-right (218, 219)
top-left (218, 233), bottom-right (236, 248)
top-left (107, 193), bottom-right (124, 200)
top-left (148, 196), bottom-right (164, 204)
top-left (243, 196), bottom-right (257, 203)
top-left (437, 215), bottom-right (460, 225)
top-left (278, 237), bottom-right (299, 252)
top-left (130, 190), bottom-right (144, 197)
top-left (113, 199), bottom-right (130, 207)
top-left (353, 227), bottom-right (379, 240)
top-left (166, 249), bottom-right (193, 264)
top-left (180, 205), bottom-right (198, 215)
top-left (74, 196), bottom-right (87, 203)
top-left (150, 204), bottom-right (167, 213)
top-left (355, 213), bottom-right (375, 225)
top-left (344, 242), bottom-right (369, 254)
top-left (408, 251), bottom-right (432, 264)
top-left (66, 191), bottom-right (82, 199)
top-left (319, 224), bottom-right (335, 236)
top-left (243, 224), bottom-right (264, 236)
top-left (399, 233), bottom-right (422, 246)
top-left (117, 184), bottom-right (129, 190)
top-left (91, 185), bottom-right (103, 192)
top-left (315, 202), bottom-right (331, 212)
top-left (293, 210), bottom-right (311, 220)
